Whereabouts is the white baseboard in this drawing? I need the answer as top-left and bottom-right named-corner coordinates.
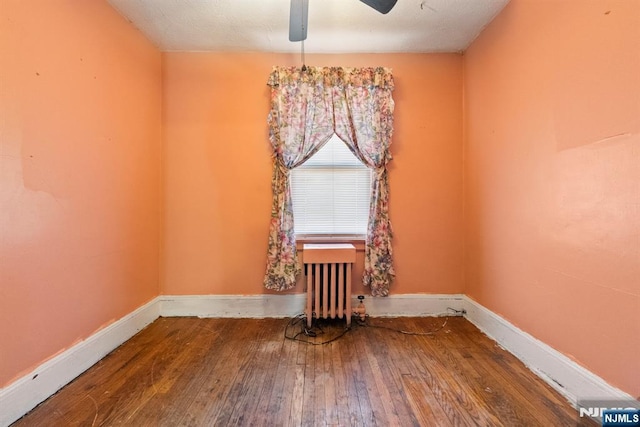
top-left (364, 293), bottom-right (466, 317)
top-left (0, 298), bottom-right (160, 427)
top-left (158, 294), bottom-right (307, 318)
top-left (158, 293), bottom-right (466, 319)
top-left (462, 296), bottom-right (635, 411)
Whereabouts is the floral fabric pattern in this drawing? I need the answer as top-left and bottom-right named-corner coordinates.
top-left (264, 66), bottom-right (395, 296)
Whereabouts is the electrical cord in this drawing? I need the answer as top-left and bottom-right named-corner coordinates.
top-left (284, 310), bottom-right (453, 344)
top-left (359, 315), bottom-right (448, 336)
top-left (284, 314), bottom-right (352, 345)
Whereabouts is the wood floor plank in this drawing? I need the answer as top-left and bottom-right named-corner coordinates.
top-left (372, 319), bottom-right (453, 427)
top-left (13, 316), bottom-right (597, 427)
top-left (413, 319), bottom-right (503, 415)
top-left (322, 343), bottom-right (339, 426)
top-left (128, 320), bottom-right (224, 426)
top-left (227, 320), bottom-right (284, 426)
top-left (300, 333), bottom-right (316, 426)
top-left (363, 320), bottom-right (427, 426)
top-left (247, 322), bottom-right (288, 426)
top-left (401, 373), bottom-right (452, 427)
top-left (358, 326), bottom-right (407, 426)
top-left (337, 328), bottom-right (370, 426)
top-left (455, 318), bottom-right (581, 426)
top-left (373, 319), bottom-right (474, 426)
top-left (419, 317), bottom-right (533, 426)
top-left (350, 327), bottom-right (390, 426)
top-left (265, 323), bottom-right (300, 425)
top-left (312, 342), bottom-right (326, 425)
top-left (290, 358), bottom-right (306, 427)
top-left (168, 318), bottom-right (254, 426)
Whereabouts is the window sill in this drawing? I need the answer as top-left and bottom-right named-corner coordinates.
top-left (296, 235), bottom-right (365, 251)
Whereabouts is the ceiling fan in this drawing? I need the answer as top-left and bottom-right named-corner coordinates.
top-left (289, 0), bottom-right (398, 42)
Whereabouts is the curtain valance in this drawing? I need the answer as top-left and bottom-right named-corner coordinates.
top-left (267, 66), bottom-right (394, 90)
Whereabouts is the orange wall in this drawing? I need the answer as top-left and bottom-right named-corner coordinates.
top-left (0, 0), bottom-right (162, 386)
top-left (464, 0), bottom-right (639, 397)
top-left (162, 53), bottom-right (464, 296)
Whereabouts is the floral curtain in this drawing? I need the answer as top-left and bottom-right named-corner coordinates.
top-left (263, 66), bottom-right (395, 296)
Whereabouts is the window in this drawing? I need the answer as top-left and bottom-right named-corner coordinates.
top-left (290, 135), bottom-right (371, 236)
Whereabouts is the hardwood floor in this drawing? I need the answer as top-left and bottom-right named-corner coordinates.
top-left (13, 316), bottom-right (596, 426)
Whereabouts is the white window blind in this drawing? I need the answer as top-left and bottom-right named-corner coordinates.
top-left (290, 135), bottom-right (371, 235)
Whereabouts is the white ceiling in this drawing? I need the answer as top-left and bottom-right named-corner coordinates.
top-left (106, 0), bottom-right (510, 53)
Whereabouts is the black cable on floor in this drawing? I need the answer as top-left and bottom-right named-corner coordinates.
top-left (359, 316), bottom-right (448, 335)
top-left (284, 315), bottom-right (352, 345)
top-left (284, 312), bottom-right (451, 345)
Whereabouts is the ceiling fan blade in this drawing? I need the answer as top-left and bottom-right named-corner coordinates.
top-left (289, 0), bottom-right (309, 42)
top-left (359, 0), bottom-right (397, 14)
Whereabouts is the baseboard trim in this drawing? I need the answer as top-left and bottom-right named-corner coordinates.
top-left (364, 293), bottom-right (466, 317)
top-left (462, 296), bottom-right (635, 411)
top-left (158, 293), bottom-right (466, 319)
top-left (0, 298), bottom-right (160, 427)
top-left (158, 294), bottom-right (308, 318)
